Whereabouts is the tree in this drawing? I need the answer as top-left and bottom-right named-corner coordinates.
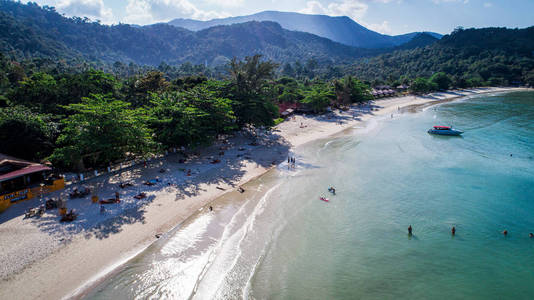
top-left (8, 70), bottom-right (119, 114)
top-left (302, 85), bottom-right (334, 113)
top-left (172, 75), bottom-right (208, 91)
top-left (57, 70), bottom-right (119, 107)
top-left (9, 72), bottom-right (58, 112)
top-left (50, 94), bottom-right (155, 170)
top-left (0, 106), bottom-right (56, 161)
top-left (128, 71), bottom-right (170, 107)
top-left (524, 70), bottom-right (534, 87)
top-left (136, 71), bottom-right (169, 93)
top-left (410, 77), bottom-right (437, 94)
top-left (149, 85), bottom-right (236, 147)
top-left (333, 76), bottom-right (372, 106)
top-left (228, 55), bottom-right (279, 126)
top-left (430, 72), bottom-right (452, 90)
top-left (7, 62), bottom-right (26, 85)
top-left (282, 63), bottom-right (295, 77)
top-left (305, 59), bottom-right (318, 78)
top-left (274, 77), bottom-right (303, 103)
top-left (466, 77), bottom-right (483, 87)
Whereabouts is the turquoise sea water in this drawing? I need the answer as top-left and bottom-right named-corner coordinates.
top-left (87, 91), bottom-right (534, 299)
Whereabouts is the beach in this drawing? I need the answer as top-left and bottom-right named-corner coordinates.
top-left (0, 87), bottom-right (525, 300)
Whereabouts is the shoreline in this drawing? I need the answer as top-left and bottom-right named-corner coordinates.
top-left (0, 87), bottom-right (528, 300)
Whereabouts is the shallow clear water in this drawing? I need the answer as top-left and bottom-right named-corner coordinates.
top-left (86, 91), bottom-right (534, 300)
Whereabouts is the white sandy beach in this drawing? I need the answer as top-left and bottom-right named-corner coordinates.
top-left (0, 87), bottom-right (525, 300)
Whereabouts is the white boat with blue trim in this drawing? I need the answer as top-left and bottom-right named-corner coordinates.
top-left (427, 125), bottom-right (463, 136)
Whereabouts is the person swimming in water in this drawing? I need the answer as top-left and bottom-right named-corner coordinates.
top-left (529, 233), bottom-right (533, 238)
top-left (328, 187), bottom-right (336, 195)
top-left (408, 225), bottom-right (413, 235)
top-left (451, 226), bottom-right (456, 236)
top-left (503, 230), bottom-right (508, 236)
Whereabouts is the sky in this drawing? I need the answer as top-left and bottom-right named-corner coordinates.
top-left (30, 0), bottom-right (534, 35)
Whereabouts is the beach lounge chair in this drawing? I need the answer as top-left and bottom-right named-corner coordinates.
top-left (118, 182), bottom-right (134, 189)
top-left (134, 192), bottom-right (147, 200)
top-left (60, 210), bottom-right (78, 222)
top-left (99, 198), bottom-right (120, 204)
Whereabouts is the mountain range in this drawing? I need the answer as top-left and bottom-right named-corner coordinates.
top-left (0, 1), bottom-right (440, 67)
top-left (169, 11), bottom-right (442, 49)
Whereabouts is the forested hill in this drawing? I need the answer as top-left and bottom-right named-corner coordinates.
top-left (169, 11), bottom-right (442, 48)
top-left (0, 1), bottom-right (382, 66)
top-left (393, 33), bottom-right (439, 50)
top-left (350, 27), bottom-right (534, 86)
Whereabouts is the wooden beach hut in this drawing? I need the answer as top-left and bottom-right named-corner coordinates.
top-left (0, 154), bottom-right (64, 212)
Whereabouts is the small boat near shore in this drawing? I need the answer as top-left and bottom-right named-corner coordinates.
top-left (428, 126), bottom-right (463, 136)
top-left (320, 197), bottom-right (329, 202)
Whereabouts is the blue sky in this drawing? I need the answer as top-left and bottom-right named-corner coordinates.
top-left (31, 0), bottom-right (534, 35)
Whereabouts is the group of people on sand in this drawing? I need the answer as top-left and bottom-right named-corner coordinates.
top-left (288, 156), bottom-right (296, 169)
top-left (408, 225), bottom-right (534, 238)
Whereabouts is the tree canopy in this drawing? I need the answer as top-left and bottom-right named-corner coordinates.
top-left (50, 94), bottom-right (155, 170)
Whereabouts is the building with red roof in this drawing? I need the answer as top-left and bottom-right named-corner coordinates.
top-left (0, 154), bottom-right (64, 212)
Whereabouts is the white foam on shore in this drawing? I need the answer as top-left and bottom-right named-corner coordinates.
top-left (190, 181), bottom-right (282, 299)
top-left (64, 241), bottom-right (153, 300)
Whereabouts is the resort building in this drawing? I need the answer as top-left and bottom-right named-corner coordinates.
top-left (0, 154), bottom-right (64, 212)
top-left (372, 85), bottom-right (397, 98)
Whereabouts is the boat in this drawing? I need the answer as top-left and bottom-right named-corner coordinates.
top-left (320, 197), bottom-right (329, 202)
top-left (427, 126), bottom-right (463, 136)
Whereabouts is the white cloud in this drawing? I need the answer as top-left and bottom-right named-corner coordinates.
top-left (56, 0), bottom-right (113, 23)
top-left (203, 0), bottom-right (244, 7)
top-left (432, 0), bottom-right (469, 3)
top-left (300, 0), bottom-right (368, 21)
top-left (300, 1), bottom-right (328, 15)
top-left (483, 2), bottom-right (493, 8)
top-left (124, 0), bottom-right (229, 24)
top-left (364, 20), bottom-right (392, 34)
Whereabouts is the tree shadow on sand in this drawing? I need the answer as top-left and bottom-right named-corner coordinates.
top-left (299, 103), bottom-right (379, 126)
top-left (24, 130), bottom-right (292, 242)
top-left (29, 194), bottom-right (157, 242)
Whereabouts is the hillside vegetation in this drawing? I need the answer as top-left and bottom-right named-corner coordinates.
top-left (0, 1), bottom-right (383, 66)
top-left (350, 27), bottom-right (534, 87)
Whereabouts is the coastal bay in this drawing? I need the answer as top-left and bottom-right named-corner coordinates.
top-left (89, 89), bottom-right (534, 299)
top-left (0, 87), bottom-right (526, 299)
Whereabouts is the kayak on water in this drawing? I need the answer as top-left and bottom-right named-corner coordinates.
top-left (320, 197), bottom-right (329, 202)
